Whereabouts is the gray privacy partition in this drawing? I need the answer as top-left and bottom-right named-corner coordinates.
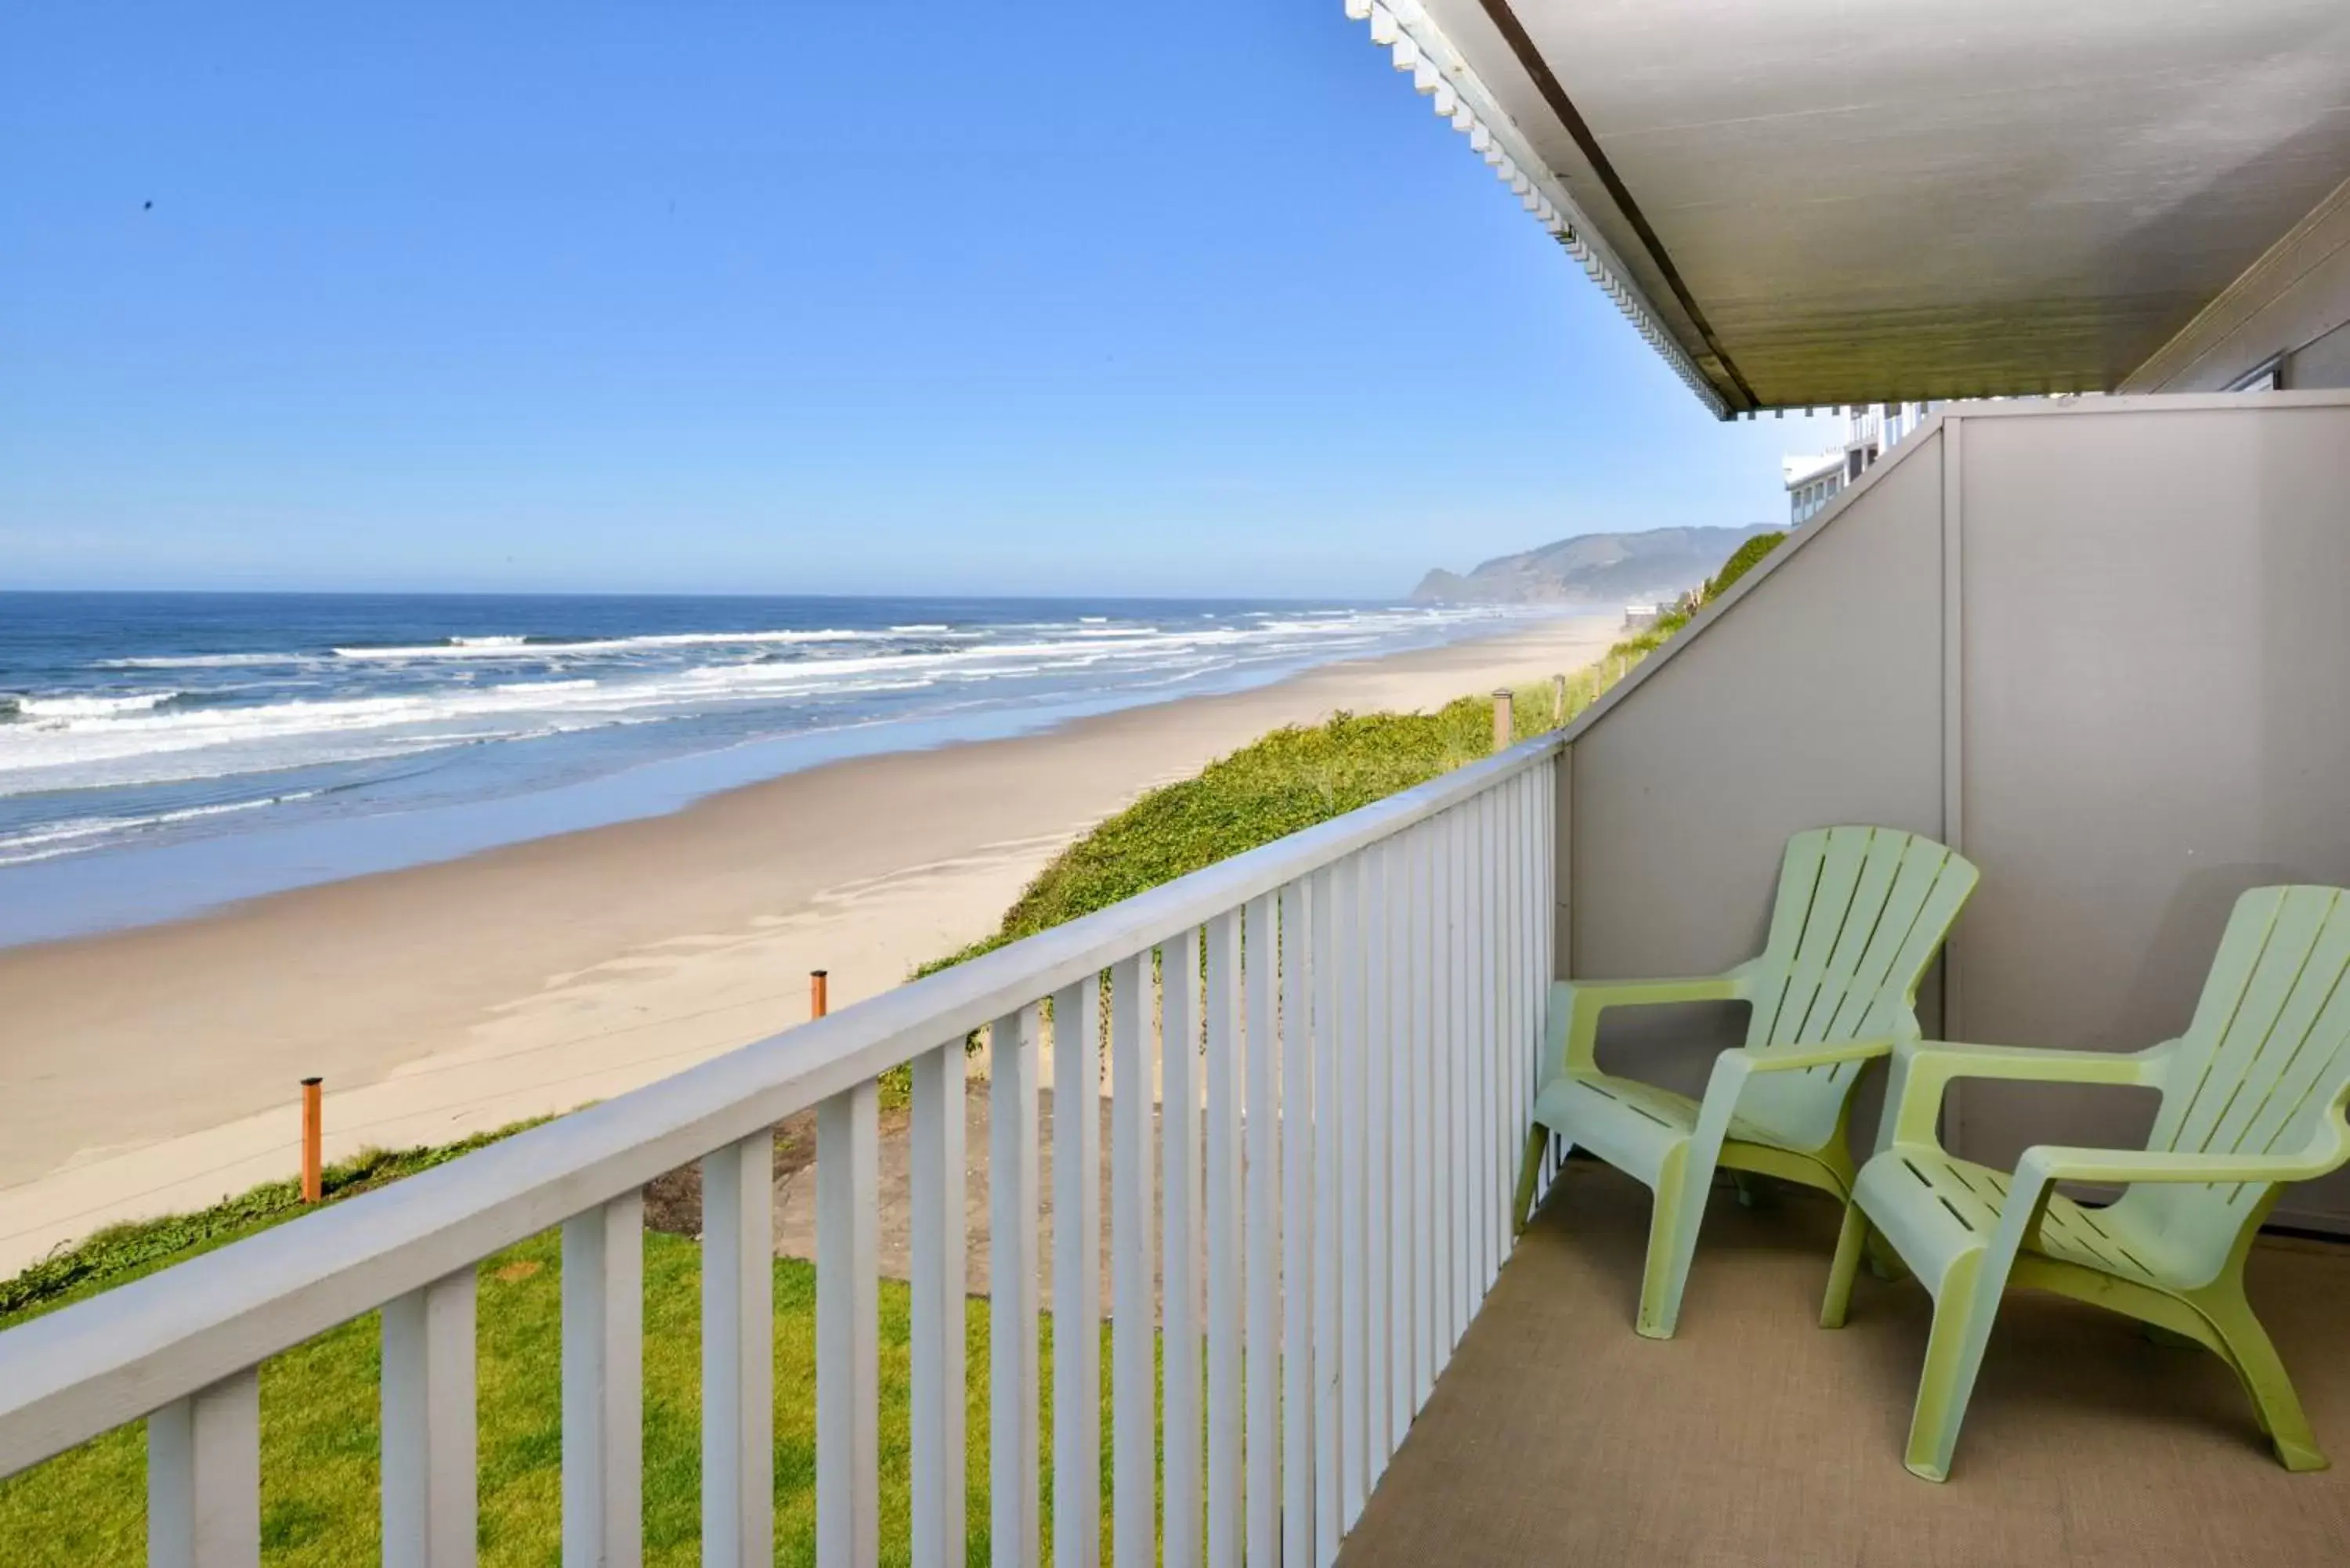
top-left (1556, 391), bottom-right (2350, 1230)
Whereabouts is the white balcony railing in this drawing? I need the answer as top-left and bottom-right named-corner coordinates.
top-left (0, 735), bottom-right (1564, 1568)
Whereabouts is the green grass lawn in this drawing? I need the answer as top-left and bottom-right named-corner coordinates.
top-left (0, 1227), bottom-right (1123, 1566)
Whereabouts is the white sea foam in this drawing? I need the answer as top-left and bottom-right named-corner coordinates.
top-left (331, 627), bottom-right (884, 659)
top-left (9, 692), bottom-right (183, 719)
top-left (0, 791), bottom-right (324, 867)
top-left (0, 607), bottom-right (1520, 800)
top-left (490, 678), bottom-right (601, 695)
top-left (96, 652), bottom-right (320, 670)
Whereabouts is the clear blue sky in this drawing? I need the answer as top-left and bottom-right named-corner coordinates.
top-left (2, 4), bottom-right (1840, 599)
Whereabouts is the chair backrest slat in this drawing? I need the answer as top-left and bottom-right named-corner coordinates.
top-left (1732, 826), bottom-right (1977, 1151)
top-left (1805, 833), bottom-right (1914, 1044)
top-left (2127, 887), bottom-right (2350, 1271)
top-left (1757, 828), bottom-right (1875, 1049)
top-left (1743, 826), bottom-right (1977, 1056)
top-left (2200, 894), bottom-right (2350, 1161)
top-left (2153, 888), bottom-right (2350, 1156)
top-left (1746, 833), bottom-right (1834, 1048)
top-left (1824, 836), bottom-right (1979, 1046)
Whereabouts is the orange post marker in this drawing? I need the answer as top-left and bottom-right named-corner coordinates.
top-left (300, 1077), bottom-right (324, 1204)
top-left (810, 968), bottom-right (830, 1019)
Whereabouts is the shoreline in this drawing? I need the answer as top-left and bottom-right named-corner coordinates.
top-left (0, 614), bottom-right (1614, 1273)
top-left (0, 609), bottom-right (1546, 949)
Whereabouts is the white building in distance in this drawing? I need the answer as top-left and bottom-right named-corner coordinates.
top-left (1784, 402), bottom-right (1936, 525)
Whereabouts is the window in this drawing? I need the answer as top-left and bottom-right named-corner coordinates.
top-left (2228, 354), bottom-right (2285, 392)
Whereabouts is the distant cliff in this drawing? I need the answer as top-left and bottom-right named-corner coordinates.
top-left (1412, 525), bottom-right (1777, 605)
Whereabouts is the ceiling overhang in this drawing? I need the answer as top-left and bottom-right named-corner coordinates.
top-left (1351, 0), bottom-right (2350, 415)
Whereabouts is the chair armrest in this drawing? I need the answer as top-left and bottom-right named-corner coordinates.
top-left (2013, 1142), bottom-right (2342, 1190)
top-left (1881, 1039), bottom-right (2174, 1150)
top-left (1686, 1038), bottom-right (1897, 1165)
top-left (1547, 969), bottom-right (1752, 1078)
top-left (1963, 1128), bottom-right (2350, 1266)
top-left (1743, 1038), bottom-right (1897, 1075)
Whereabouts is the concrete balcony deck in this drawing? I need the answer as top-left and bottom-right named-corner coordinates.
top-left (1340, 1164), bottom-right (2350, 1567)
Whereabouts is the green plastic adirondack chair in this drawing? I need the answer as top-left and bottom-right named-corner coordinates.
top-left (1513, 825), bottom-right (1978, 1339)
top-left (1824, 884), bottom-right (2350, 1481)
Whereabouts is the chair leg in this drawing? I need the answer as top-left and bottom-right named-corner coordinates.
top-left (1904, 1252), bottom-right (1994, 1482)
top-left (1635, 1146), bottom-right (1694, 1340)
top-left (1511, 1125), bottom-right (1548, 1238)
top-left (2201, 1293), bottom-right (2328, 1472)
top-left (1820, 1202), bottom-right (1869, 1329)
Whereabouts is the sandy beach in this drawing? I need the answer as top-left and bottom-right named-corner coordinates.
top-left (0, 615), bottom-right (1613, 1274)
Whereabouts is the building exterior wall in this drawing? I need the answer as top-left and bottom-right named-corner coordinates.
top-left (1567, 429), bottom-right (1948, 1108)
top-left (1784, 454), bottom-right (1844, 526)
top-left (1784, 403), bottom-right (1936, 526)
top-left (2122, 175), bottom-right (2350, 393)
top-left (1558, 393), bottom-right (2350, 1229)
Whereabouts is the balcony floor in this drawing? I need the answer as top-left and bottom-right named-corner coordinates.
top-left (1340, 1163), bottom-right (2350, 1567)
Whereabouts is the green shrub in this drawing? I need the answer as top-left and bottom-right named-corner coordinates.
top-left (1704, 530), bottom-right (1785, 601)
top-left (914, 681), bottom-right (1581, 982)
top-left (0, 1121), bottom-right (547, 1328)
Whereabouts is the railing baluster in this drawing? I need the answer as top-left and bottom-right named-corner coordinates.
top-left (1411, 823), bottom-right (1436, 1413)
top-left (1335, 853), bottom-right (1367, 1533)
top-left (702, 1133), bottom-right (774, 1568)
top-left (818, 1084), bottom-right (880, 1568)
top-left (1308, 866), bottom-right (1343, 1566)
top-left (384, 1268), bottom-right (479, 1568)
top-left (1205, 909), bottom-right (1243, 1568)
top-left (1051, 980), bottom-right (1101, 1568)
top-left (991, 1007), bottom-right (1043, 1568)
top-left (1391, 833), bottom-right (1418, 1435)
top-left (1541, 758), bottom-right (1560, 1197)
top-left (1449, 803), bottom-right (1472, 1345)
top-left (1520, 772), bottom-right (1543, 1202)
top-left (1279, 881), bottom-right (1315, 1568)
top-left (1162, 934), bottom-right (1204, 1568)
top-left (1362, 843), bottom-right (1390, 1470)
top-left (1486, 785), bottom-right (1506, 1286)
top-left (1525, 775), bottom-right (1543, 1204)
top-left (1110, 953), bottom-right (1155, 1568)
top-left (563, 1192), bottom-right (642, 1568)
top-left (1508, 779), bottom-right (1525, 1258)
top-left (1466, 793), bottom-right (1491, 1298)
top-left (148, 1367), bottom-right (259, 1568)
top-left (1430, 811), bottom-right (1455, 1362)
top-left (912, 1042), bottom-right (967, 1568)
top-left (1497, 777), bottom-right (1518, 1264)
top-left (1244, 892), bottom-right (1280, 1566)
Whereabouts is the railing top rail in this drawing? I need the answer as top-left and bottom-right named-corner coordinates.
top-left (0, 733), bottom-right (1561, 1476)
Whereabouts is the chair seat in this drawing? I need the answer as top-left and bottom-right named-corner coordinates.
top-left (1535, 1068), bottom-right (1802, 1191)
top-left (1854, 1143), bottom-right (2186, 1294)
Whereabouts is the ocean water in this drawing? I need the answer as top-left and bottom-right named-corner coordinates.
top-left (0, 591), bottom-right (1535, 943)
